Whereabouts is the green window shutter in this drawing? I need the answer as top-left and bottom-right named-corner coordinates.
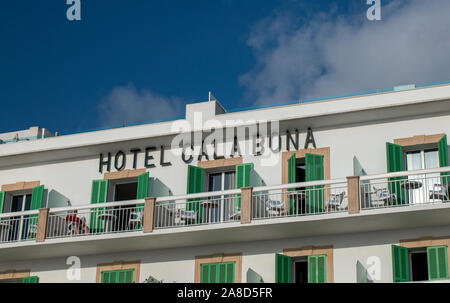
top-left (225, 262), bottom-right (235, 283)
top-left (137, 172), bottom-right (149, 199)
top-left (102, 269), bottom-right (134, 283)
top-left (391, 245), bottom-right (409, 282)
top-left (288, 153), bottom-right (296, 184)
top-left (136, 172), bottom-right (149, 227)
top-left (308, 254), bottom-right (327, 283)
top-left (275, 253), bottom-right (291, 283)
top-left (287, 153), bottom-right (297, 215)
top-left (22, 276), bottom-right (39, 283)
top-left (438, 135), bottom-right (449, 185)
top-left (235, 163), bottom-right (253, 188)
top-left (201, 262), bottom-right (235, 283)
top-left (427, 245), bottom-right (449, 280)
top-left (90, 179), bottom-right (108, 233)
top-left (209, 263), bottom-right (217, 283)
top-left (186, 165), bottom-right (204, 223)
top-left (386, 143), bottom-right (406, 205)
top-left (305, 153), bottom-right (324, 213)
top-left (187, 165), bottom-right (204, 194)
top-left (101, 271), bottom-right (111, 283)
top-left (235, 163), bottom-right (253, 210)
top-left (28, 185), bottom-right (44, 239)
top-left (30, 185), bottom-right (44, 210)
top-left (200, 263), bottom-right (210, 283)
top-left (0, 191), bottom-right (5, 222)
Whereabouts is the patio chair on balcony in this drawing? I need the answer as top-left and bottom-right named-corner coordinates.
top-left (265, 200), bottom-right (287, 216)
top-left (326, 192), bottom-right (346, 211)
top-left (127, 210), bottom-right (144, 230)
top-left (228, 210), bottom-right (241, 220)
top-left (429, 184), bottom-right (449, 201)
top-left (371, 187), bottom-right (397, 207)
top-left (177, 209), bottom-right (197, 224)
top-left (27, 223), bottom-right (38, 239)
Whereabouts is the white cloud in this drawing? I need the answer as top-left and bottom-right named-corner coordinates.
top-left (240, 0), bottom-right (450, 105)
top-left (98, 84), bottom-right (185, 127)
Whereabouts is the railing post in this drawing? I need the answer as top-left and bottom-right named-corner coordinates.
top-left (143, 197), bottom-right (156, 233)
top-left (240, 187), bottom-right (253, 224)
top-left (347, 176), bottom-right (360, 214)
top-left (36, 208), bottom-right (49, 242)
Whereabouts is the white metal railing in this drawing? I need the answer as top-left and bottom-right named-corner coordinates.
top-left (0, 167), bottom-right (449, 245)
top-left (154, 194), bottom-right (241, 229)
top-left (360, 167), bottom-right (450, 210)
top-left (0, 210), bottom-right (39, 244)
top-left (252, 179), bottom-right (348, 220)
top-left (45, 200), bottom-right (145, 239)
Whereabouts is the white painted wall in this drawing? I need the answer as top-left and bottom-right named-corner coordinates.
top-left (2, 225), bottom-right (450, 283)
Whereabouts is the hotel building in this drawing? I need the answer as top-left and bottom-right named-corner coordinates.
top-left (0, 82), bottom-right (449, 283)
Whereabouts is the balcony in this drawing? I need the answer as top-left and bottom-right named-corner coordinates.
top-left (0, 167), bottom-right (449, 262)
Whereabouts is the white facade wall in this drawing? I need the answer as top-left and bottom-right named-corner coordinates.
top-left (2, 225), bottom-right (450, 283)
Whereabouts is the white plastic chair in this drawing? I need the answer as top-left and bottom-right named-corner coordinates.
top-left (128, 210), bottom-right (144, 229)
top-left (429, 184), bottom-right (449, 201)
top-left (326, 192), bottom-right (345, 210)
top-left (371, 187), bottom-right (397, 207)
top-left (265, 200), bottom-right (286, 216)
top-left (177, 209), bottom-right (197, 224)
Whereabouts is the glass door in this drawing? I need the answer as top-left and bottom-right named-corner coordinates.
top-left (10, 194), bottom-right (32, 241)
top-left (207, 171), bottom-right (235, 223)
top-left (406, 149), bottom-right (439, 204)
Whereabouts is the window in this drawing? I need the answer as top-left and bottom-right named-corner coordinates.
top-left (386, 134), bottom-right (449, 205)
top-left (291, 256), bottom-right (308, 283)
top-left (186, 163), bottom-right (252, 224)
top-left (200, 262), bottom-right (235, 283)
top-left (392, 245), bottom-right (449, 282)
top-left (287, 153), bottom-right (325, 214)
top-left (9, 194), bottom-right (32, 241)
top-left (275, 253), bottom-right (327, 283)
top-left (405, 149), bottom-right (440, 204)
top-left (90, 172), bottom-right (148, 233)
top-left (0, 276), bottom-right (38, 283)
top-left (111, 181), bottom-right (138, 231)
top-left (205, 170), bottom-right (235, 223)
top-left (101, 269), bottom-right (134, 283)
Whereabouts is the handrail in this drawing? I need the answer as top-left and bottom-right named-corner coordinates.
top-left (46, 199), bottom-right (146, 213)
top-left (360, 166), bottom-right (450, 181)
top-left (0, 209), bottom-right (39, 219)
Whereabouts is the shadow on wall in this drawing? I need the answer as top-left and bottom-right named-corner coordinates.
top-left (353, 156), bottom-right (367, 177)
top-left (246, 268), bottom-right (264, 283)
top-left (149, 177), bottom-right (173, 198)
top-left (250, 168), bottom-right (266, 188)
top-left (46, 189), bottom-right (71, 208)
top-left (356, 261), bottom-right (373, 283)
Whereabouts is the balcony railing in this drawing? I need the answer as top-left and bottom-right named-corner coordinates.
top-left (154, 191), bottom-right (241, 230)
top-left (360, 167), bottom-right (450, 210)
top-left (0, 210), bottom-right (39, 244)
top-left (0, 167), bottom-right (449, 246)
top-left (45, 201), bottom-right (145, 240)
top-left (252, 179), bottom-right (348, 220)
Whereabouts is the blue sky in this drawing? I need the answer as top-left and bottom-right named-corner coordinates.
top-left (1, 0), bottom-right (450, 135)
